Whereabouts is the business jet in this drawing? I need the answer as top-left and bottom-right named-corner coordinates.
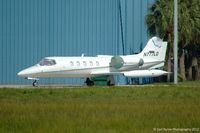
top-left (18, 36), bottom-right (168, 86)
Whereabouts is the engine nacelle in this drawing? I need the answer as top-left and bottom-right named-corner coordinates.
top-left (110, 56), bottom-right (144, 70)
top-left (110, 56), bottom-right (124, 69)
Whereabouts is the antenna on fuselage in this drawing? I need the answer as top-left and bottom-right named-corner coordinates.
top-left (81, 53), bottom-right (84, 57)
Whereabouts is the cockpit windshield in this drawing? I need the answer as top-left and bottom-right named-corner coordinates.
top-left (39, 59), bottom-right (56, 66)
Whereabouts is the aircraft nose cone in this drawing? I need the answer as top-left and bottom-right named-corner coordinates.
top-left (17, 70), bottom-right (26, 77)
top-left (18, 66), bottom-right (41, 77)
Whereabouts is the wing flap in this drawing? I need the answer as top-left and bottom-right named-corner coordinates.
top-left (90, 71), bottom-right (122, 76)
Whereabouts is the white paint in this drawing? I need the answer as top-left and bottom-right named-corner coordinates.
top-left (18, 37), bottom-right (168, 83)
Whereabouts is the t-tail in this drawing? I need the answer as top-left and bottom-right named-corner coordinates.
top-left (123, 36), bottom-right (169, 78)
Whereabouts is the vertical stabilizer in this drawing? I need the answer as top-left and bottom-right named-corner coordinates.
top-left (139, 37), bottom-right (167, 62)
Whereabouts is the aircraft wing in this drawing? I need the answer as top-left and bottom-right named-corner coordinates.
top-left (90, 71), bottom-right (122, 76)
top-left (91, 69), bottom-right (169, 77)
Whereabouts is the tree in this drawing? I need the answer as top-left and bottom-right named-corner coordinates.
top-left (178, 0), bottom-right (193, 80)
top-left (146, 0), bottom-right (174, 82)
top-left (146, 0), bottom-right (200, 81)
top-left (184, 0), bottom-right (200, 80)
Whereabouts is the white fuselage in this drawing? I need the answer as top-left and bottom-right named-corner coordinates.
top-left (17, 55), bottom-right (161, 78)
top-left (17, 36), bottom-right (169, 82)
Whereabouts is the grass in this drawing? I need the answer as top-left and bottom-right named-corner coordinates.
top-left (0, 82), bottom-right (200, 132)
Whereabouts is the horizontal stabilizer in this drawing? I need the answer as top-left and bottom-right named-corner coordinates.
top-left (150, 62), bottom-right (164, 69)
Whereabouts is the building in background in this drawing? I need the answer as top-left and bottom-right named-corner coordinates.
top-left (0, 0), bottom-right (155, 85)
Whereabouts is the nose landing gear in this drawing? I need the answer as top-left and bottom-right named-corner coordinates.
top-left (24, 77), bottom-right (39, 87)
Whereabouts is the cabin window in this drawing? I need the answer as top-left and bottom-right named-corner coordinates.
top-left (39, 59), bottom-right (56, 66)
top-left (89, 61), bottom-right (93, 66)
top-left (96, 61), bottom-right (99, 66)
top-left (70, 61), bottom-right (74, 66)
top-left (76, 61), bottom-right (80, 66)
top-left (83, 61), bottom-right (87, 66)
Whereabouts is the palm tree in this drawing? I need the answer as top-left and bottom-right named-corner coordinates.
top-left (146, 0), bottom-right (200, 81)
top-left (178, 0), bottom-right (193, 80)
top-left (146, 0), bottom-right (174, 82)
top-left (185, 0), bottom-right (200, 80)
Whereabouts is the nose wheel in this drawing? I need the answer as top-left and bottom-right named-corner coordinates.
top-left (32, 80), bottom-right (39, 87)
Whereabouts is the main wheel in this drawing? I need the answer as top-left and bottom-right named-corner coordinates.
top-left (107, 80), bottom-right (114, 86)
top-left (85, 78), bottom-right (94, 86)
top-left (32, 80), bottom-right (38, 87)
top-left (107, 80), bottom-right (111, 86)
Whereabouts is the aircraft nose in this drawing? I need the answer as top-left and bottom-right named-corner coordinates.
top-left (17, 70), bottom-right (27, 77)
top-left (18, 66), bottom-right (39, 77)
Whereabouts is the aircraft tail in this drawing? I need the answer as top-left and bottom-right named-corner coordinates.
top-left (139, 37), bottom-right (167, 62)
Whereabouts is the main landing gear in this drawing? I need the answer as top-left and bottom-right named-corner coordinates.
top-left (85, 76), bottom-right (115, 86)
top-left (85, 78), bottom-right (94, 86)
top-left (32, 80), bottom-right (39, 87)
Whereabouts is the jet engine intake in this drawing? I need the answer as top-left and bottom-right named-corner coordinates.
top-left (110, 56), bottom-right (144, 70)
top-left (110, 56), bottom-right (124, 69)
